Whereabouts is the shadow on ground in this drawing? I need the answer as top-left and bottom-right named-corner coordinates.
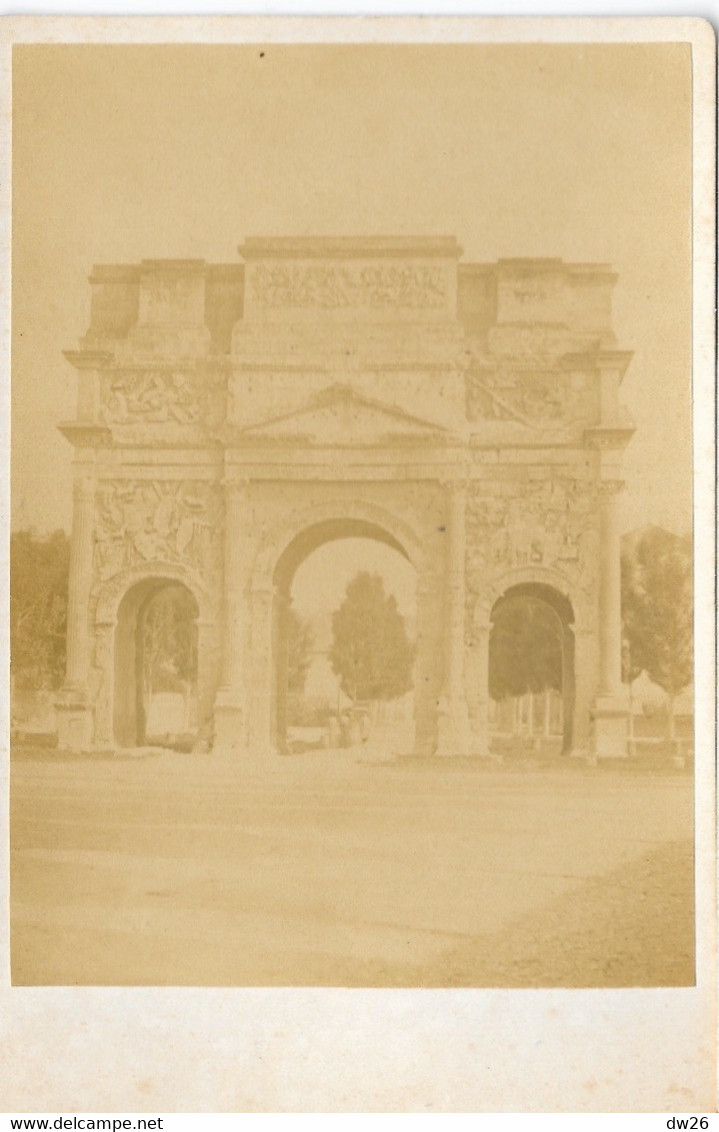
top-left (361, 840), bottom-right (695, 987)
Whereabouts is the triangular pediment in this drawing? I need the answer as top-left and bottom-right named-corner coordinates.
top-left (237, 385), bottom-right (451, 445)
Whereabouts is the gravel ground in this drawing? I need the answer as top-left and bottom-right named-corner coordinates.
top-left (366, 839), bottom-right (695, 987)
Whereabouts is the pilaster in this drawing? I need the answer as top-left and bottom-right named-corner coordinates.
top-left (213, 477), bottom-right (249, 752)
top-left (436, 478), bottom-right (474, 756)
top-left (465, 619), bottom-right (492, 758)
top-left (56, 471), bottom-right (96, 749)
top-left (592, 478), bottom-right (629, 758)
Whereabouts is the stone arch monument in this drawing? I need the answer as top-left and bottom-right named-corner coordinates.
top-left (56, 236), bottom-right (634, 760)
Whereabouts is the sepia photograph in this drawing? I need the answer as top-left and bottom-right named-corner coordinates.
top-left (3, 17), bottom-right (716, 1114)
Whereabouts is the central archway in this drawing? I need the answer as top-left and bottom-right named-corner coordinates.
top-left (245, 498), bottom-right (442, 759)
top-left (271, 518), bottom-right (416, 755)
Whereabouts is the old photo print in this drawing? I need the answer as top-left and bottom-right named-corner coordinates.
top-left (3, 16), bottom-right (716, 1114)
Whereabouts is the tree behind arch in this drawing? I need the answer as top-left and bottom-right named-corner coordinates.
top-left (489, 595), bottom-right (562, 702)
top-left (141, 585), bottom-right (198, 697)
top-left (286, 604), bottom-right (314, 695)
top-left (330, 571), bottom-right (415, 705)
top-left (10, 529), bottom-right (69, 691)
top-left (621, 527), bottom-right (692, 743)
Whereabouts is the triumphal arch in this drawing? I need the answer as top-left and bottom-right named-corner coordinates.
top-left (56, 236), bottom-right (634, 760)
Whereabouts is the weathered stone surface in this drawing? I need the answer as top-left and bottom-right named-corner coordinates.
top-left (56, 236), bottom-right (633, 760)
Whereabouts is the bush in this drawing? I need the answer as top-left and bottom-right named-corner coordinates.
top-left (286, 694), bottom-right (335, 727)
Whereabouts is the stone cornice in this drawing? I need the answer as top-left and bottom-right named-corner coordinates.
top-left (232, 360), bottom-right (457, 373)
top-left (592, 350), bottom-right (634, 376)
top-left (92, 437), bottom-right (224, 455)
top-left (583, 423), bottom-right (636, 451)
top-left (89, 260), bottom-right (236, 284)
top-left (222, 435), bottom-right (461, 454)
top-left (495, 258), bottom-right (617, 280)
top-left (467, 430), bottom-right (586, 449)
top-left (58, 422), bottom-right (113, 448)
top-left (222, 441), bottom-right (464, 461)
top-left (63, 349), bottom-right (114, 370)
top-left (562, 350), bottom-right (633, 380)
top-left (140, 258), bottom-right (206, 272)
top-left (77, 355), bottom-right (235, 372)
top-left (88, 265), bottom-right (141, 284)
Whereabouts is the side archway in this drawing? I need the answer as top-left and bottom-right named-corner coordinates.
top-left (471, 567), bottom-right (583, 756)
top-left (93, 564), bottom-right (213, 749)
top-left (94, 561), bottom-right (210, 628)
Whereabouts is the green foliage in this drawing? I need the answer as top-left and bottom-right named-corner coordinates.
top-left (285, 693), bottom-right (333, 728)
top-left (10, 529), bottom-right (69, 691)
top-left (621, 547), bottom-right (645, 686)
top-left (286, 604), bottom-right (314, 694)
top-left (489, 595), bottom-right (562, 701)
top-left (330, 571), bottom-right (415, 704)
top-left (141, 585), bottom-right (198, 694)
top-left (621, 527), bottom-right (692, 698)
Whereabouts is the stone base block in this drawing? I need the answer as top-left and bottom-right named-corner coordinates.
top-left (592, 694), bottom-right (629, 759)
top-left (568, 747), bottom-right (593, 765)
top-left (436, 698), bottom-right (490, 757)
top-left (56, 689), bottom-right (93, 750)
top-left (212, 697), bottom-right (245, 752)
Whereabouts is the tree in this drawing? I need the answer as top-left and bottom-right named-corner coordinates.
top-left (139, 585), bottom-right (198, 736)
top-left (621, 527), bottom-right (692, 744)
top-left (141, 585), bottom-right (198, 698)
top-left (621, 546), bottom-right (646, 754)
top-left (330, 571), bottom-right (415, 707)
top-left (621, 548), bottom-right (646, 685)
top-left (285, 604), bottom-right (314, 695)
top-left (489, 595), bottom-right (562, 701)
top-left (10, 529), bottom-right (70, 691)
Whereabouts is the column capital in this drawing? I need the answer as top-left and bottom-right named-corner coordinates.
top-left (439, 473), bottom-right (470, 492)
top-left (597, 478), bottom-right (625, 501)
top-left (251, 580), bottom-right (276, 599)
top-left (72, 475), bottom-right (96, 501)
top-left (221, 474), bottom-right (251, 492)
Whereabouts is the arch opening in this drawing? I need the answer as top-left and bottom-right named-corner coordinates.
top-left (488, 582), bottom-right (575, 756)
top-left (113, 578), bottom-right (199, 749)
top-left (270, 520), bottom-right (417, 756)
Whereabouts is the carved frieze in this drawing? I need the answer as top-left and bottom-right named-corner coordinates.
top-left (466, 477), bottom-right (600, 596)
top-left (466, 364), bottom-right (597, 427)
top-left (93, 479), bottom-right (223, 582)
top-left (249, 264), bottom-right (447, 310)
top-left (100, 370), bottom-right (225, 428)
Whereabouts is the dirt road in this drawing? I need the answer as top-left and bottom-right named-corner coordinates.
top-left (10, 748), bottom-right (694, 987)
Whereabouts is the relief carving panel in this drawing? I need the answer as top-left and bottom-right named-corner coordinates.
top-left (94, 479), bottom-right (223, 582)
top-left (466, 364), bottom-right (597, 427)
top-left (101, 370), bottom-right (226, 428)
top-left (466, 477), bottom-right (600, 597)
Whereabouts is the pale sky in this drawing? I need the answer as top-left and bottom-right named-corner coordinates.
top-left (11, 43), bottom-right (692, 542)
top-left (292, 539), bottom-right (416, 620)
